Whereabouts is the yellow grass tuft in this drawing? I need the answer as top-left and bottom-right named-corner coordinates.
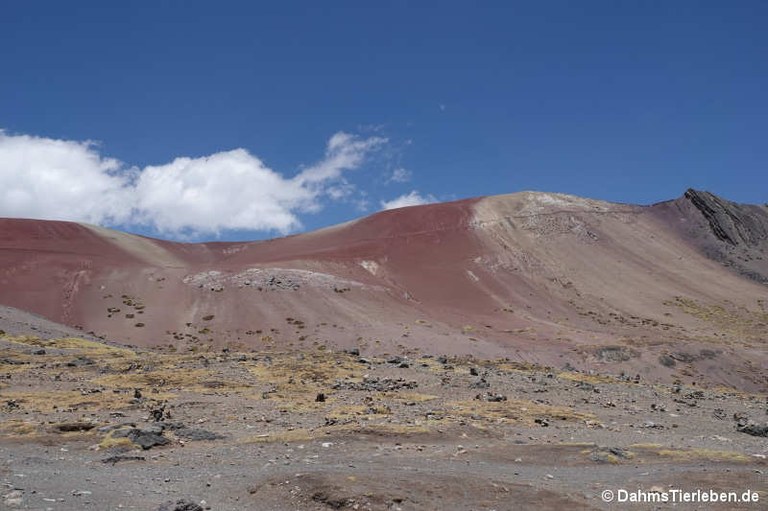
top-left (0, 420), bottom-right (38, 437)
top-left (246, 351), bottom-right (363, 412)
top-left (94, 368), bottom-right (248, 393)
top-left (2, 389), bottom-right (153, 413)
top-left (99, 435), bottom-right (139, 450)
top-left (655, 448), bottom-right (752, 463)
top-left (4, 336), bottom-right (135, 357)
top-left (446, 398), bottom-right (594, 426)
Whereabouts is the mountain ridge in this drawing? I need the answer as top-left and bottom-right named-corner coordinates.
top-left (1, 189), bottom-right (766, 390)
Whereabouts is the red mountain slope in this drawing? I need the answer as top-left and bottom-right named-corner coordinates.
top-left (1, 190), bottom-right (766, 390)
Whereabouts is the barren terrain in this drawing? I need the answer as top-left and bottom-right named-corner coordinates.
top-left (2, 334), bottom-right (766, 510)
top-left (1, 189), bottom-right (767, 510)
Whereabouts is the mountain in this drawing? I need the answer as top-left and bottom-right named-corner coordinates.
top-left (1, 189), bottom-right (766, 390)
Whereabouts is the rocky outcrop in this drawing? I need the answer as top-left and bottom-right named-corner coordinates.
top-left (683, 189), bottom-right (768, 246)
top-left (651, 189), bottom-right (768, 284)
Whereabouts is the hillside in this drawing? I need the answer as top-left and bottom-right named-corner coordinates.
top-left (1, 189), bottom-right (766, 390)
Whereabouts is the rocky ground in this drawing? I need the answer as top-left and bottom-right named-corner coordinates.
top-left (1, 334), bottom-right (766, 510)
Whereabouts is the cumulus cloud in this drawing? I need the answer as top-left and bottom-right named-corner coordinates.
top-left (0, 132), bottom-right (134, 224)
top-left (380, 190), bottom-right (437, 210)
top-left (0, 130), bottom-right (384, 237)
top-left (134, 149), bottom-right (313, 235)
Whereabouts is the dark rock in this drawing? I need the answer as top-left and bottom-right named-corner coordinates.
top-left (469, 367), bottom-right (479, 376)
top-left (175, 428), bottom-right (225, 442)
top-left (332, 376), bottom-right (418, 392)
top-left (344, 348), bottom-right (360, 356)
top-left (156, 499), bottom-right (204, 511)
top-left (102, 455), bottom-right (146, 465)
top-left (737, 423), bottom-right (768, 437)
top-left (607, 447), bottom-right (633, 459)
top-left (436, 355), bottom-right (448, 365)
top-left (386, 355), bottom-right (404, 365)
top-left (684, 189), bottom-right (768, 246)
top-left (315, 392), bottom-right (326, 402)
top-left (684, 390), bottom-right (705, 400)
top-left (670, 352), bottom-right (696, 363)
top-left (469, 378), bottom-right (490, 389)
top-left (658, 355), bottom-right (676, 367)
top-left (150, 405), bottom-right (168, 422)
top-left (32, 349), bottom-right (46, 355)
top-left (679, 189), bottom-right (768, 283)
top-left (143, 423), bottom-right (166, 434)
top-left (0, 358), bottom-right (25, 365)
top-left (66, 356), bottom-right (95, 367)
top-left (52, 422), bottom-right (96, 433)
top-left (115, 426), bottom-right (168, 450)
top-left (589, 447), bottom-right (633, 463)
top-left (475, 392), bottom-right (507, 402)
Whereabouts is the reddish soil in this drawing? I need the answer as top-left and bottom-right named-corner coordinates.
top-left (0, 190), bottom-right (766, 391)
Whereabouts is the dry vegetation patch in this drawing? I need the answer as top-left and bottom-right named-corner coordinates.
top-left (94, 367), bottom-right (249, 394)
top-left (2, 389), bottom-right (140, 413)
top-left (246, 351), bottom-right (363, 412)
top-left (446, 398), bottom-right (594, 426)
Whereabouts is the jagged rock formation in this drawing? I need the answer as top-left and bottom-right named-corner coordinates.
top-left (683, 189), bottom-right (768, 246)
top-left (652, 189), bottom-right (768, 283)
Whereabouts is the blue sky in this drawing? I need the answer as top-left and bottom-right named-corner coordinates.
top-left (1, 1), bottom-right (766, 241)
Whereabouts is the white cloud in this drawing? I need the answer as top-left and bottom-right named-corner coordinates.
top-left (294, 132), bottom-right (386, 185)
top-left (0, 132), bottom-right (134, 224)
top-left (0, 130), bottom-right (384, 237)
top-left (387, 167), bottom-right (411, 183)
top-left (134, 149), bottom-right (312, 235)
top-left (380, 190), bottom-right (437, 210)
